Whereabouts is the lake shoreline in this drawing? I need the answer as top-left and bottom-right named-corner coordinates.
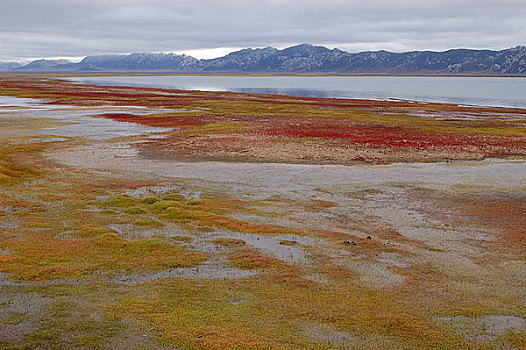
top-left (62, 74), bottom-right (526, 109)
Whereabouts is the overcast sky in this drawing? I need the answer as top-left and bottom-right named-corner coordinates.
top-left (1, 0), bottom-right (525, 61)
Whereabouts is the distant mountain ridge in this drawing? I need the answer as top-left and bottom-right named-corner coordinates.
top-left (0, 61), bottom-right (22, 71)
top-left (3, 44), bottom-right (526, 75)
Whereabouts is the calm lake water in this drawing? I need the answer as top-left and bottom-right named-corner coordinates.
top-left (66, 75), bottom-right (526, 109)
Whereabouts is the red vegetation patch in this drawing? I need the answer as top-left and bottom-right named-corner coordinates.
top-left (250, 114), bottom-right (524, 153)
top-left (145, 112), bottom-right (526, 163)
top-left (2, 77), bottom-right (526, 164)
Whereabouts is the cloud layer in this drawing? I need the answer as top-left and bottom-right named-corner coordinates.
top-left (1, 0), bottom-right (525, 60)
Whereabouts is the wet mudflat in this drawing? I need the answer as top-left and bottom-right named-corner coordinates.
top-left (0, 77), bottom-right (525, 349)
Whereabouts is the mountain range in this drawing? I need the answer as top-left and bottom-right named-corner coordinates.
top-left (2, 44), bottom-right (526, 75)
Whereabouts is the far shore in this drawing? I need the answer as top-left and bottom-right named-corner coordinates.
top-left (2, 72), bottom-right (526, 78)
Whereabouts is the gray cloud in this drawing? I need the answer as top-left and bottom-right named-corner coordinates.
top-left (1, 0), bottom-right (525, 61)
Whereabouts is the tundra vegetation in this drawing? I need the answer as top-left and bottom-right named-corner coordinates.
top-left (0, 76), bottom-right (525, 349)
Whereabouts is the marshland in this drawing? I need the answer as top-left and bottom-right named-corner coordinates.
top-left (0, 76), bottom-right (525, 349)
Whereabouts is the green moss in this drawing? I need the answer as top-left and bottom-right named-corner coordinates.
top-left (133, 218), bottom-right (164, 227)
top-left (162, 193), bottom-right (186, 201)
top-left (100, 195), bottom-right (138, 208)
top-left (125, 206), bottom-right (146, 215)
top-left (186, 199), bottom-right (204, 206)
top-left (141, 196), bottom-right (159, 204)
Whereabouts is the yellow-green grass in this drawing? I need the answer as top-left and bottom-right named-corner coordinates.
top-left (182, 122), bottom-right (260, 135)
top-left (0, 145), bottom-right (206, 282)
top-left (100, 193), bottom-right (306, 236)
top-left (0, 148), bottom-right (39, 184)
top-left (0, 225), bottom-right (206, 281)
top-left (109, 274), bottom-right (469, 350)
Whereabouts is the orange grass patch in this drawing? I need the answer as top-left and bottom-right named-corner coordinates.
top-left (228, 247), bottom-right (289, 270)
top-left (0, 228), bottom-right (206, 281)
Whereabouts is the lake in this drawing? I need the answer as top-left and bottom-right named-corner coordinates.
top-left (66, 75), bottom-right (526, 109)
